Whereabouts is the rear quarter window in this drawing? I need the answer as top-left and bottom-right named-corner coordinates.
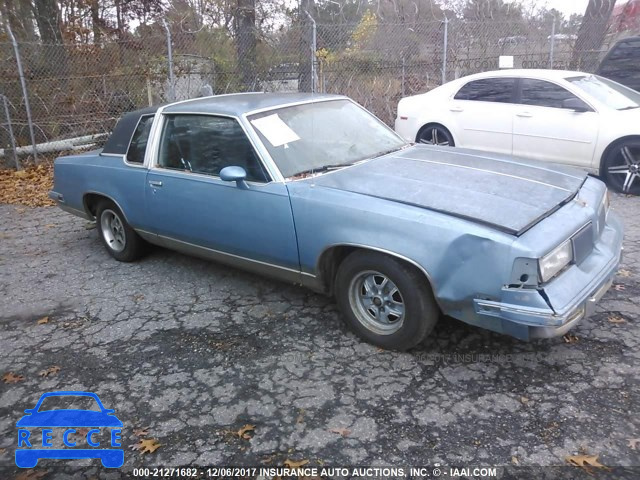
top-left (454, 78), bottom-right (516, 103)
top-left (126, 115), bottom-right (154, 164)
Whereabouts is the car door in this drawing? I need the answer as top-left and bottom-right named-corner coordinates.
top-left (144, 113), bottom-right (301, 275)
top-left (448, 77), bottom-right (518, 155)
top-left (512, 78), bottom-right (599, 168)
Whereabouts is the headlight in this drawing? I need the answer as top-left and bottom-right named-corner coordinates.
top-left (539, 240), bottom-right (573, 283)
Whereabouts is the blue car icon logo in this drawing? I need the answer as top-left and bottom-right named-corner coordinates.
top-left (16, 391), bottom-right (123, 468)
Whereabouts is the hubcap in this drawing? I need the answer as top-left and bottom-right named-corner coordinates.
top-left (608, 145), bottom-right (640, 193)
top-left (100, 209), bottom-right (126, 252)
top-left (348, 270), bottom-right (405, 335)
top-left (419, 127), bottom-right (450, 146)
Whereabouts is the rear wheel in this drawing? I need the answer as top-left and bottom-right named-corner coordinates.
top-left (96, 200), bottom-right (147, 262)
top-left (416, 124), bottom-right (455, 147)
top-left (602, 139), bottom-right (640, 195)
top-left (335, 251), bottom-right (440, 351)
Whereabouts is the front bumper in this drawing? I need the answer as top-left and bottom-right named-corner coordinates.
top-left (473, 213), bottom-right (623, 340)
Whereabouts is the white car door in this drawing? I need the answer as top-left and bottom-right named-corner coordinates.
top-left (512, 78), bottom-right (599, 169)
top-left (448, 77), bottom-right (517, 155)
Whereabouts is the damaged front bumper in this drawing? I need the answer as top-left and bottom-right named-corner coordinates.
top-left (473, 213), bottom-right (624, 341)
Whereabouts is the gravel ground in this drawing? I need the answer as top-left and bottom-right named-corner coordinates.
top-left (0, 193), bottom-right (638, 479)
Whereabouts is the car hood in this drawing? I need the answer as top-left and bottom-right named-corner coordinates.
top-left (16, 410), bottom-right (123, 427)
top-left (309, 145), bottom-right (587, 235)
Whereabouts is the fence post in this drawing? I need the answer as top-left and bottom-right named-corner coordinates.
top-left (442, 17), bottom-right (448, 85)
top-left (304, 10), bottom-right (317, 94)
top-left (1, 94), bottom-right (20, 170)
top-left (401, 56), bottom-right (406, 97)
top-left (7, 24), bottom-right (38, 164)
top-left (549, 15), bottom-right (556, 69)
top-left (162, 19), bottom-right (176, 102)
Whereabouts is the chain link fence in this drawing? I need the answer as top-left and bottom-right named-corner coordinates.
top-left (1, 11), bottom-right (638, 168)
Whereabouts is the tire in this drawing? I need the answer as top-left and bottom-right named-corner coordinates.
top-left (335, 251), bottom-right (440, 351)
top-left (96, 200), bottom-right (146, 262)
top-left (416, 124), bottom-right (455, 147)
top-left (602, 139), bottom-right (640, 195)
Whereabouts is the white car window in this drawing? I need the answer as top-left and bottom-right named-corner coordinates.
top-left (567, 75), bottom-right (640, 110)
top-left (519, 79), bottom-right (590, 110)
top-left (453, 78), bottom-right (516, 103)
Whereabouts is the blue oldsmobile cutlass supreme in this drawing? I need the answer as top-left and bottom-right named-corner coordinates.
top-left (49, 93), bottom-right (623, 350)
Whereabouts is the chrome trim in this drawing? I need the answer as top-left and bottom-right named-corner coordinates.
top-left (315, 243), bottom-right (442, 308)
top-left (81, 191), bottom-right (131, 224)
top-left (150, 111), bottom-right (275, 183)
top-left (155, 234), bottom-right (302, 285)
top-left (100, 153), bottom-right (126, 158)
top-left (402, 155), bottom-right (573, 191)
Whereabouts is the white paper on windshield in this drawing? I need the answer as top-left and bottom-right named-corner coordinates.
top-left (251, 114), bottom-right (300, 147)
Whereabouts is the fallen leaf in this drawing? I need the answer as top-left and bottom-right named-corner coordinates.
top-left (284, 459), bottom-right (309, 468)
top-left (44, 224), bottom-right (56, 229)
top-left (566, 454), bottom-right (609, 473)
top-left (37, 316), bottom-right (49, 325)
top-left (613, 284), bottom-right (626, 291)
top-left (133, 427), bottom-right (149, 437)
top-left (563, 334), bottom-right (579, 344)
top-left (617, 269), bottom-right (631, 277)
top-left (0, 163), bottom-right (55, 207)
top-left (2, 372), bottom-right (25, 383)
top-left (133, 294), bottom-right (145, 302)
top-left (0, 447), bottom-right (6, 455)
top-left (628, 438), bottom-right (640, 450)
top-left (84, 222), bottom-right (96, 230)
top-left (130, 438), bottom-right (161, 454)
top-left (39, 366), bottom-right (61, 377)
top-left (511, 455), bottom-right (519, 465)
top-left (237, 424), bottom-right (255, 440)
top-left (329, 427), bottom-right (351, 437)
top-left (520, 396), bottom-right (530, 405)
top-left (15, 469), bottom-right (49, 480)
top-left (608, 315), bottom-right (626, 324)
top-left (296, 409), bottom-right (305, 424)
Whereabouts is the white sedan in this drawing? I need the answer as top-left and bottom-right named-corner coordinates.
top-left (395, 69), bottom-right (640, 194)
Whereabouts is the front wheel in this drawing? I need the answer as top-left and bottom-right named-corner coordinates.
top-left (335, 251), bottom-right (440, 351)
top-left (416, 124), bottom-right (455, 147)
top-left (602, 139), bottom-right (640, 195)
top-left (96, 200), bottom-right (147, 262)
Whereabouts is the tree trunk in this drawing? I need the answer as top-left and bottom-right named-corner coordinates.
top-left (235, 0), bottom-right (257, 89)
top-left (90, 0), bottom-right (102, 43)
top-left (33, 0), bottom-right (62, 44)
top-left (571, 0), bottom-right (616, 71)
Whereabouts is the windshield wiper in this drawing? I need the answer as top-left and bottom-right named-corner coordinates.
top-left (619, 106), bottom-right (639, 111)
top-left (289, 163), bottom-right (355, 178)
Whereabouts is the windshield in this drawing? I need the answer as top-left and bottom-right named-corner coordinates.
top-left (248, 99), bottom-right (407, 178)
top-left (566, 74), bottom-right (640, 110)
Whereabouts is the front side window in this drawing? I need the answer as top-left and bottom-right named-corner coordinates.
top-left (158, 114), bottom-right (269, 183)
top-left (454, 78), bottom-right (516, 103)
top-left (519, 79), bottom-right (589, 110)
top-left (126, 115), bottom-right (154, 164)
top-left (248, 99), bottom-right (406, 179)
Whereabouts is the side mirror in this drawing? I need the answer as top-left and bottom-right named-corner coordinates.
top-left (562, 98), bottom-right (590, 112)
top-left (220, 166), bottom-right (249, 189)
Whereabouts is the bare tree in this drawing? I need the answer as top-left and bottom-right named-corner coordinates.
top-left (235, 0), bottom-right (257, 89)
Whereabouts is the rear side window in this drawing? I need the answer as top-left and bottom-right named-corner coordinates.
top-left (519, 79), bottom-right (589, 109)
top-left (454, 78), bottom-right (516, 103)
top-left (126, 115), bottom-right (154, 164)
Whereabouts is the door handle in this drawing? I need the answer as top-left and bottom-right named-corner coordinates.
top-left (516, 111), bottom-right (533, 118)
top-left (149, 180), bottom-right (163, 187)
top-left (449, 106), bottom-right (464, 112)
